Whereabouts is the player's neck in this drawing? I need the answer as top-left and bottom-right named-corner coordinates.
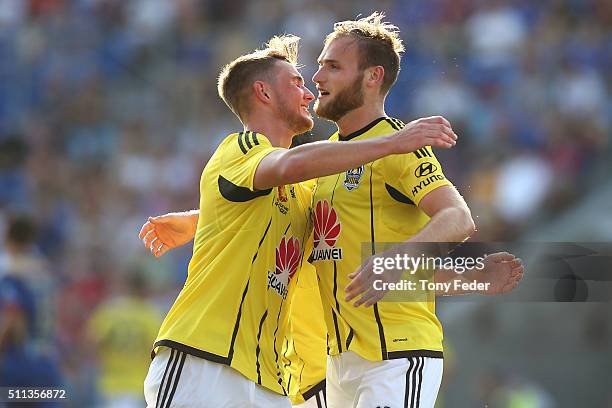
top-left (335, 102), bottom-right (386, 138)
top-left (244, 115), bottom-right (293, 148)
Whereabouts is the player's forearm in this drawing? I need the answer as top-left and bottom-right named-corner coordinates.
top-left (277, 137), bottom-right (394, 185)
top-left (401, 206), bottom-right (475, 247)
top-left (184, 210), bottom-right (200, 237)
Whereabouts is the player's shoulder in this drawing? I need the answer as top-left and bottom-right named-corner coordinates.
top-left (217, 131), bottom-right (272, 156)
top-left (383, 116), bottom-right (406, 131)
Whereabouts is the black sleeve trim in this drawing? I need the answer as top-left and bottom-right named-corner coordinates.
top-left (218, 175), bottom-right (272, 202)
top-left (385, 183), bottom-right (416, 206)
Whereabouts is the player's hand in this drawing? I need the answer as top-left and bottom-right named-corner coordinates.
top-left (138, 212), bottom-right (198, 257)
top-left (468, 252), bottom-right (524, 295)
top-left (388, 115), bottom-right (457, 154)
top-left (345, 253), bottom-right (404, 308)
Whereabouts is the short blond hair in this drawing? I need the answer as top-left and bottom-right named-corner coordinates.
top-left (218, 35), bottom-right (301, 122)
top-left (325, 12), bottom-right (405, 94)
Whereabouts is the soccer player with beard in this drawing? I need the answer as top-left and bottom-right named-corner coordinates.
top-left (141, 34), bottom-right (457, 408)
top-left (308, 13), bottom-right (479, 407)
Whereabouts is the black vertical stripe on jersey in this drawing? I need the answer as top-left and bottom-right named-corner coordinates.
top-left (157, 350), bottom-right (181, 408)
top-left (255, 309), bottom-right (269, 385)
top-left (370, 166), bottom-right (387, 360)
top-left (420, 148), bottom-right (431, 158)
top-left (414, 149), bottom-right (422, 159)
top-left (385, 117), bottom-right (400, 131)
top-left (272, 303), bottom-right (285, 394)
top-left (416, 357), bottom-right (425, 407)
top-left (404, 357), bottom-right (415, 408)
top-left (227, 279), bottom-right (250, 364)
top-left (237, 132), bottom-right (248, 154)
top-left (244, 131), bottom-right (253, 149)
top-left (252, 132), bottom-right (260, 145)
top-left (164, 352), bottom-right (187, 408)
top-left (328, 172), bottom-right (344, 355)
top-left (252, 218), bottom-right (272, 263)
top-left (345, 327), bottom-right (354, 350)
top-left (331, 261), bottom-right (343, 353)
top-left (155, 349), bottom-right (176, 408)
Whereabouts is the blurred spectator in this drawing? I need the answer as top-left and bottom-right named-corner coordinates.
top-left (86, 270), bottom-right (161, 408)
top-left (0, 215), bottom-right (63, 406)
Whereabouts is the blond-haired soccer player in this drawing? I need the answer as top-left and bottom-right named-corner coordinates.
top-left (309, 13), bottom-right (485, 407)
top-left (141, 33), bottom-right (457, 407)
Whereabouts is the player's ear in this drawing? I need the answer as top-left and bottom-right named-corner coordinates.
top-left (365, 66), bottom-right (385, 90)
top-left (253, 81), bottom-right (273, 104)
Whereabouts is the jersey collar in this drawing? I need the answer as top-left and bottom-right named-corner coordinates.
top-left (338, 117), bottom-right (387, 141)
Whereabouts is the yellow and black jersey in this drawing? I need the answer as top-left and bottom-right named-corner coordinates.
top-left (311, 117), bottom-right (452, 362)
top-left (281, 237), bottom-right (327, 405)
top-left (153, 131), bottom-right (312, 395)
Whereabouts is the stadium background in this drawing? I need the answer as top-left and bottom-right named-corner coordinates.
top-left (0, 0), bottom-right (610, 406)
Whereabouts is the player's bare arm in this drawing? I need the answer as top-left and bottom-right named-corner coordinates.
top-left (345, 185), bottom-right (476, 307)
top-left (139, 210), bottom-right (199, 257)
top-left (433, 252), bottom-right (524, 296)
top-left (253, 116), bottom-right (457, 190)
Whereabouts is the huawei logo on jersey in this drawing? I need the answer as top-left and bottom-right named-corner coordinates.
top-left (268, 236), bottom-right (300, 299)
top-left (312, 200), bottom-right (343, 261)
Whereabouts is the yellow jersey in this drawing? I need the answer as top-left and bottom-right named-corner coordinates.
top-left (281, 248), bottom-right (327, 404)
top-left (88, 297), bottom-right (161, 396)
top-left (311, 117), bottom-right (451, 361)
top-left (153, 131), bottom-right (312, 395)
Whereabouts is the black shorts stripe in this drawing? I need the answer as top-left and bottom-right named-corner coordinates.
top-left (255, 309), bottom-right (269, 385)
top-left (244, 131), bottom-right (253, 149)
top-left (237, 132), bottom-right (248, 154)
top-left (416, 356), bottom-right (425, 407)
top-left (315, 393), bottom-right (323, 408)
top-left (164, 352), bottom-right (187, 408)
top-left (385, 117), bottom-right (400, 131)
top-left (252, 132), bottom-right (260, 145)
top-left (158, 350), bottom-right (181, 408)
top-left (302, 379), bottom-right (326, 401)
top-left (404, 356), bottom-right (415, 408)
top-left (413, 357), bottom-right (424, 408)
top-left (155, 348), bottom-right (176, 408)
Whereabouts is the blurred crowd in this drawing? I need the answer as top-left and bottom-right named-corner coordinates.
top-left (0, 0), bottom-right (610, 406)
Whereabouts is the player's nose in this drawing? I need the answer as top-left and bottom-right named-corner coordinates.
top-left (312, 67), bottom-right (323, 85)
top-left (304, 87), bottom-right (315, 102)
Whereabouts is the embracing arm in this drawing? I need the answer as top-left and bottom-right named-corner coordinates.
top-left (253, 116), bottom-right (457, 190)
